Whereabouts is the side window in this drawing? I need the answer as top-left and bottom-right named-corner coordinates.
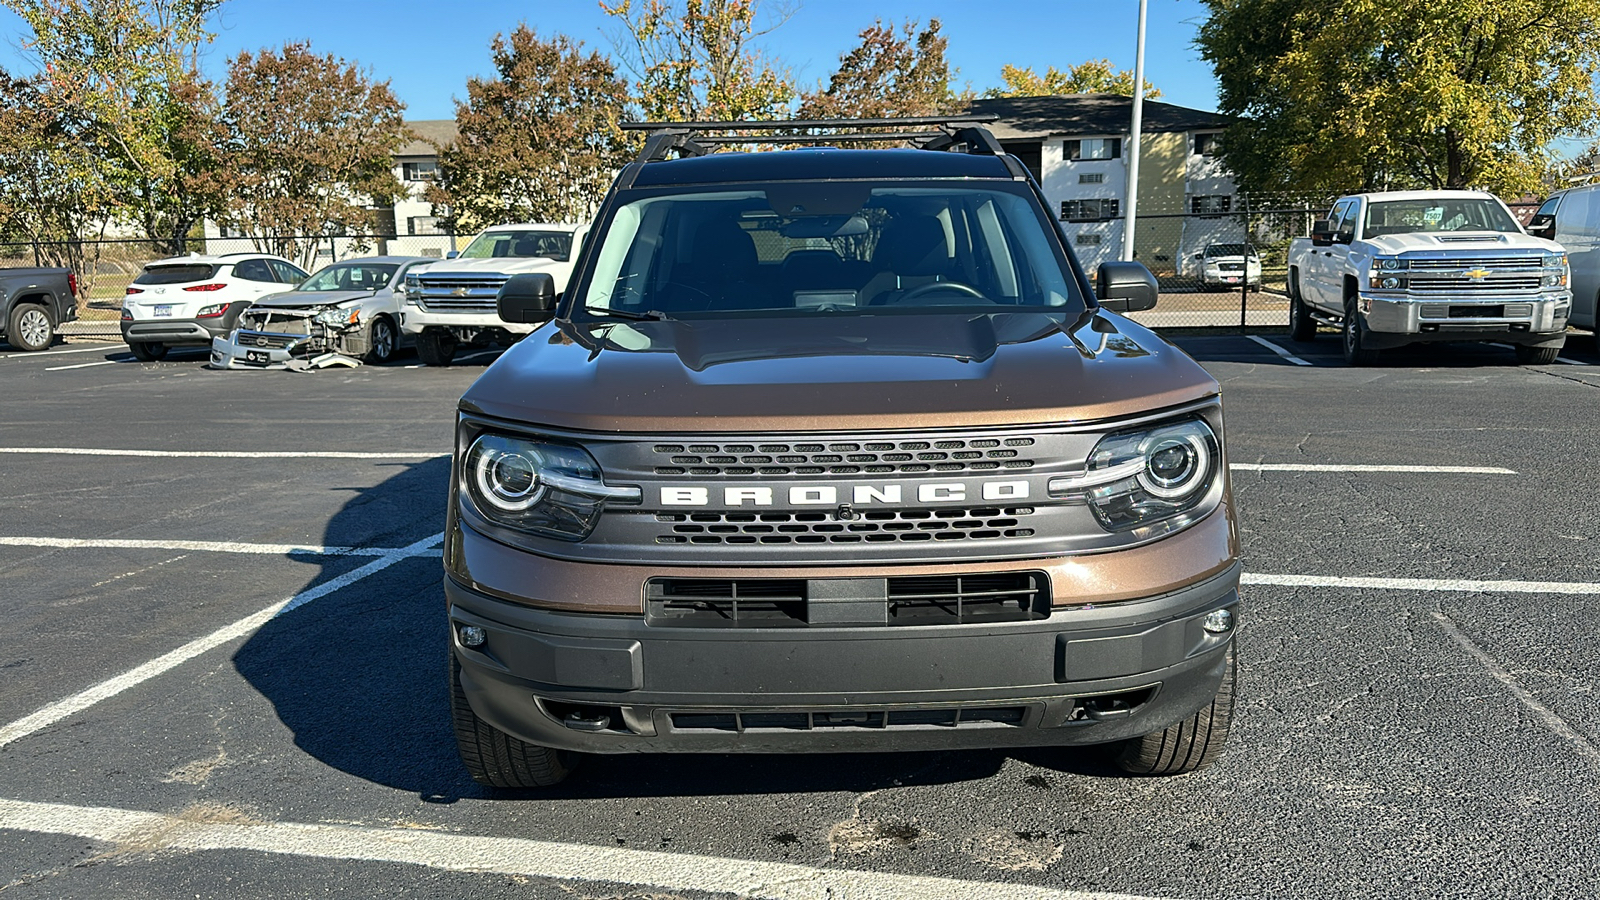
top-left (270, 260), bottom-right (309, 283)
top-left (1534, 196), bottom-right (1561, 219)
top-left (1335, 201), bottom-right (1359, 240)
top-left (232, 259), bottom-right (275, 282)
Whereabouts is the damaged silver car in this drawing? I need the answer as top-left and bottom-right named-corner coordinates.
top-left (211, 256), bottom-right (433, 369)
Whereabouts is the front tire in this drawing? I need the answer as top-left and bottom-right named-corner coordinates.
top-left (1115, 645), bottom-right (1235, 776)
top-left (449, 652), bottom-right (576, 788)
top-left (364, 315), bottom-right (398, 363)
top-left (1341, 294), bottom-right (1381, 366)
top-left (1513, 344), bottom-right (1561, 365)
top-left (7, 303), bottom-right (54, 351)
top-left (128, 341), bottom-right (169, 362)
top-left (416, 329), bottom-right (457, 367)
top-left (1287, 271), bottom-right (1316, 342)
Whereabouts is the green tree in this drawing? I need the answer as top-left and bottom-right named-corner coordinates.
top-left (982, 60), bottom-right (1160, 99)
top-left (797, 18), bottom-right (957, 119)
top-left (428, 27), bottom-right (632, 232)
top-left (1197, 0), bottom-right (1600, 196)
top-left (602, 0), bottom-right (794, 121)
top-left (3, 0), bottom-right (227, 254)
top-left (216, 42), bottom-right (409, 266)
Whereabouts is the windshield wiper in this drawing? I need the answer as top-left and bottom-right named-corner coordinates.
top-left (584, 306), bottom-right (673, 321)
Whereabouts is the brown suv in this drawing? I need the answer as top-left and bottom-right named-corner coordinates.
top-left (444, 117), bottom-right (1240, 787)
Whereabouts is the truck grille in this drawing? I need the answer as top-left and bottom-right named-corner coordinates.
top-left (1420, 303), bottom-right (1534, 319)
top-left (1407, 275), bottom-right (1542, 293)
top-left (653, 507), bottom-right (1037, 545)
top-left (415, 275), bottom-right (506, 312)
top-left (1406, 256), bottom-right (1540, 271)
top-left (651, 438), bottom-right (1037, 477)
top-left (646, 572), bottom-right (1049, 628)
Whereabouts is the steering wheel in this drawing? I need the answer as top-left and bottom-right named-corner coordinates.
top-left (895, 281), bottom-right (987, 304)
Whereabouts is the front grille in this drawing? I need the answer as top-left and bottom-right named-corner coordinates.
top-left (645, 572), bottom-right (1049, 628)
top-left (1407, 275), bottom-right (1542, 293)
top-left (668, 706), bottom-right (1029, 732)
top-left (652, 506), bottom-right (1037, 545)
top-left (1406, 256), bottom-right (1539, 271)
top-left (650, 438), bottom-right (1037, 478)
top-left (234, 330), bottom-right (300, 349)
top-left (416, 275), bottom-right (507, 312)
top-left (1217, 262), bottom-right (1243, 272)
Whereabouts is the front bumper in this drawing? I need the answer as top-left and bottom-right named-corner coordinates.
top-left (210, 333), bottom-right (295, 369)
top-left (448, 563), bottom-right (1240, 754)
top-left (400, 307), bottom-right (535, 337)
top-left (1357, 291), bottom-right (1570, 349)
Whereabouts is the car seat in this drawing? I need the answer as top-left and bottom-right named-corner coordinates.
top-left (861, 215), bottom-right (953, 305)
top-left (662, 218), bottom-right (765, 311)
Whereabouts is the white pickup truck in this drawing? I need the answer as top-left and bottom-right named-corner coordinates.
top-left (1286, 190), bottom-right (1570, 365)
top-left (401, 222), bottom-right (589, 366)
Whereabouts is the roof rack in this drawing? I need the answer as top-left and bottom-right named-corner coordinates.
top-left (618, 115), bottom-right (1005, 164)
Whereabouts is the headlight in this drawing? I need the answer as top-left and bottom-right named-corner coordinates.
top-left (315, 307), bottom-right (361, 327)
top-left (1374, 257), bottom-right (1408, 271)
top-left (1543, 254), bottom-right (1568, 287)
top-left (460, 433), bottom-right (640, 541)
top-left (1048, 418), bottom-right (1221, 536)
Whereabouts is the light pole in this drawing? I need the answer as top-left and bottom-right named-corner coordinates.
top-left (1122, 0), bottom-right (1148, 262)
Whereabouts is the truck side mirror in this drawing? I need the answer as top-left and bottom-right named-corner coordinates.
top-left (497, 272), bottom-right (557, 324)
top-left (1310, 219), bottom-right (1334, 247)
top-left (445, 250), bottom-right (460, 260)
top-left (1528, 216), bottom-right (1555, 240)
top-left (1095, 261), bottom-right (1159, 313)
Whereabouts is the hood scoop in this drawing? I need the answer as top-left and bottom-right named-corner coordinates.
top-left (1433, 233), bottom-right (1510, 244)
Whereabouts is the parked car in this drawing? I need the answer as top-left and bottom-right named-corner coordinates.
top-left (442, 117), bottom-right (1239, 789)
top-left (211, 256), bottom-right (434, 369)
top-left (1193, 242), bottom-right (1261, 291)
top-left (1286, 190), bottom-right (1570, 365)
top-left (1528, 186), bottom-right (1600, 333)
top-left (0, 267), bottom-right (77, 351)
top-left (121, 253), bottom-right (310, 361)
top-left (401, 223), bottom-right (589, 366)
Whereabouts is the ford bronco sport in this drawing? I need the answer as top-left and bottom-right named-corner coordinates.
top-left (445, 117), bottom-right (1240, 787)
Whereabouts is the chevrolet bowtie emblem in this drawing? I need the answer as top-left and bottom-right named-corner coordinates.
top-left (451, 287), bottom-right (471, 297)
top-left (1465, 268), bottom-right (1491, 280)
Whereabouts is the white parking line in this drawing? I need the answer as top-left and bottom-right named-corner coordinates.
top-left (1556, 357), bottom-right (1591, 366)
top-left (0, 797), bottom-right (1167, 900)
top-left (44, 359), bottom-right (121, 371)
top-left (0, 447), bottom-right (447, 459)
top-left (0, 344), bottom-right (124, 360)
top-left (1243, 573), bottom-right (1600, 595)
top-left (0, 533), bottom-right (442, 749)
top-left (1230, 463), bottom-right (1517, 475)
top-left (1245, 335), bottom-right (1314, 366)
top-left (0, 536), bottom-right (442, 557)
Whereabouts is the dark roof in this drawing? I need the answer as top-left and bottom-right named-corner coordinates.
top-left (966, 94), bottom-right (1234, 141)
top-left (629, 147), bottom-right (1015, 187)
top-left (398, 119), bottom-right (457, 157)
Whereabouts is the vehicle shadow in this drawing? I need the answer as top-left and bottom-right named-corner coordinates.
top-left (232, 457), bottom-right (1110, 802)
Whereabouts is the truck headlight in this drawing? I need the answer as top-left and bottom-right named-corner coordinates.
top-left (1048, 418), bottom-right (1222, 536)
top-left (1375, 257), bottom-right (1408, 271)
top-left (461, 433), bottom-right (640, 541)
top-left (1543, 255), bottom-right (1568, 287)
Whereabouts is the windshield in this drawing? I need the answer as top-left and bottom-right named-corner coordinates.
top-left (578, 184), bottom-right (1083, 318)
top-left (1205, 243), bottom-right (1254, 257)
top-left (1364, 199), bottom-right (1521, 237)
top-left (295, 262), bottom-right (398, 292)
top-left (459, 230), bottom-right (574, 261)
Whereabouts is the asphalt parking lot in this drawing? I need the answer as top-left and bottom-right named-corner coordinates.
top-left (2, 329), bottom-right (1599, 899)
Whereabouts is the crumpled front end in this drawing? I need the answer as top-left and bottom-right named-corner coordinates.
top-left (211, 306), bottom-right (369, 368)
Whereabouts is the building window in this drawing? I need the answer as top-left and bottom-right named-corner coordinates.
top-left (401, 161), bottom-right (438, 182)
top-left (1061, 199), bottom-right (1121, 222)
top-left (1191, 195), bottom-right (1233, 217)
top-left (1065, 138), bottom-right (1121, 161)
top-left (407, 216), bottom-right (443, 236)
top-left (1194, 132), bottom-right (1222, 157)
top-left (1076, 234), bottom-right (1103, 246)
top-left (1079, 173), bottom-right (1105, 184)
top-left (216, 224), bottom-right (247, 239)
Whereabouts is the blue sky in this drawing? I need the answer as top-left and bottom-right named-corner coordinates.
top-left (0, 0), bottom-right (1220, 120)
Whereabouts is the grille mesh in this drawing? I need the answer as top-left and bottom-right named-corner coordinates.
top-left (1406, 256), bottom-right (1540, 270)
top-left (650, 438), bottom-right (1037, 478)
top-left (233, 330), bottom-right (300, 349)
top-left (653, 507), bottom-right (1037, 545)
top-left (1407, 275), bottom-right (1541, 293)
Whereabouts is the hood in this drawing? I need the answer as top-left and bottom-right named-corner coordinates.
top-left (421, 257), bottom-right (566, 276)
top-left (460, 311), bottom-right (1219, 433)
top-left (249, 289), bottom-right (376, 309)
top-left (1363, 231), bottom-right (1562, 255)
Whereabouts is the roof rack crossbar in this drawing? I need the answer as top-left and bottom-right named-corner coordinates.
top-left (695, 131), bottom-right (951, 145)
top-left (620, 114), bottom-right (997, 131)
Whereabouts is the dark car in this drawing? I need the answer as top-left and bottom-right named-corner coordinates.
top-left (0, 267), bottom-right (77, 351)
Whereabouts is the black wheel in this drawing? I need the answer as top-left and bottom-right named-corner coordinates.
top-left (1115, 644), bottom-right (1235, 776)
top-left (1514, 344), bottom-right (1561, 365)
top-left (449, 652), bottom-right (576, 788)
top-left (364, 315), bottom-right (398, 363)
top-left (416, 329), bottom-right (457, 366)
top-left (128, 341), bottom-right (169, 361)
top-left (1341, 294), bottom-right (1381, 366)
top-left (6, 303), bottom-right (54, 351)
top-left (1287, 271), bottom-right (1316, 342)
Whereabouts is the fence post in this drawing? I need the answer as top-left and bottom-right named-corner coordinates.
top-left (1239, 194), bottom-right (1251, 330)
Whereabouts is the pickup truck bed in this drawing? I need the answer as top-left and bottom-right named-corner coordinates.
top-left (0, 267), bottom-right (77, 351)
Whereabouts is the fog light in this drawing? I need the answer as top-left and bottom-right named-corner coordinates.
top-left (459, 625), bottom-right (487, 647)
top-left (1202, 608), bottom-right (1234, 634)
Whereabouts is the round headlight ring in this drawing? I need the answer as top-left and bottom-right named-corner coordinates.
top-left (1380, 258), bottom-right (1401, 271)
top-left (1137, 434), bottom-right (1210, 500)
top-left (473, 446), bottom-right (546, 512)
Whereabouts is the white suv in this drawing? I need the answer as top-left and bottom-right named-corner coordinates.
top-left (121, 253), bottom-right (309, 360)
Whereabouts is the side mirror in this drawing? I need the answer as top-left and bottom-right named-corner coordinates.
top-left (445, 250), bottom-right (460, 260)
top-left (497, 272), bottom-right (557, 324)
top-left (1310, 219), bottom-right (1334, 247)
top-left (1096, 261), bottom-right (1158, 313)
top-left (1528, 216), bottom-right (1555, 240)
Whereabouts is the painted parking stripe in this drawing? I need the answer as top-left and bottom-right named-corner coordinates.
top-left (0, 533), bottom-right (442, 750)
top-left (0, 797), bottom-right (1168, 900)
top-left (0, 344), bottom-right (125, 360)
top-left (0, 536), bottom-right (441, 557)
top-left (1230, 463), bottom-right (1517, 475)
top-left (1556, 357), bottom-right (1591, 366)
top-left (1243, 573), bottom-right (1600, 595)
top-left (1245, 335), bottom-right (1314, 366)
top-left (0, 447), bottom-right (447, 459)
top-left (44, 359), bottom-right (121, 371)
